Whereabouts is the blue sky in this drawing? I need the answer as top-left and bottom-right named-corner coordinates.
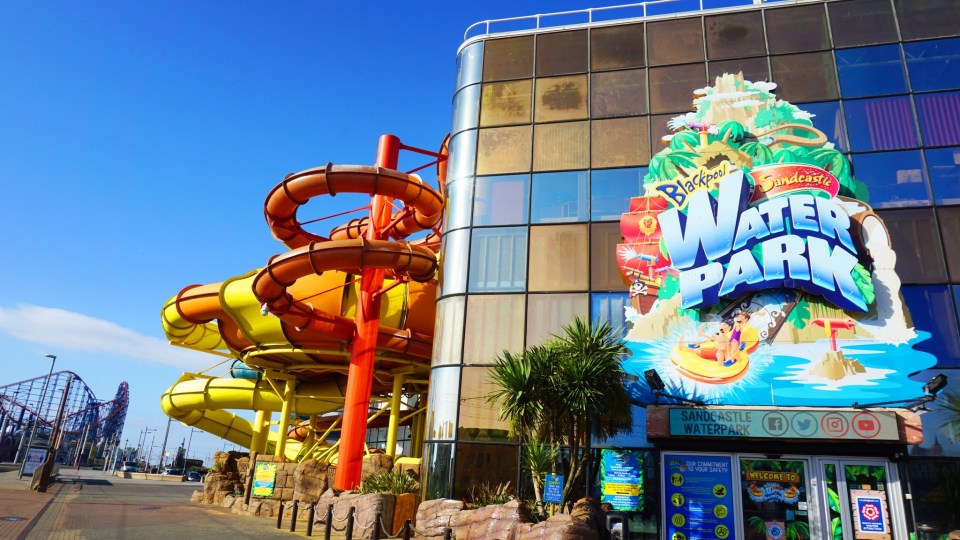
top-left (0, 0), bottom-right (612, 465)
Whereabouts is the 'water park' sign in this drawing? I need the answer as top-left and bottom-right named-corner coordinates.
top-left (667, 408), bottom-right (899, 441)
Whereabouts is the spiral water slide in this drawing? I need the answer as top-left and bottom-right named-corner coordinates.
top-left (161, 136), bottom-right (445, 486)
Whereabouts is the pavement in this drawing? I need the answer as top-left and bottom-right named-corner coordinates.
top-left (0, 465), bottom-right (301, 539)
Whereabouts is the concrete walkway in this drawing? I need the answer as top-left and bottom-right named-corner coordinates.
top-left (0, 466), bottom-right (299, 539)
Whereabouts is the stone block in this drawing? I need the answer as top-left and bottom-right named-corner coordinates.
top-left (360, 453), bottom-right (394, 480)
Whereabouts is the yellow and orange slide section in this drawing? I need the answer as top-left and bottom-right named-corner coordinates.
top-left (160, 135), bottom-right (446, 488)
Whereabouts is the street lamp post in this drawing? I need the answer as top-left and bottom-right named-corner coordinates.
top-left (185, 428), bottom-right (202, 462)
top-left (19, 354), bottom-right (56, 479)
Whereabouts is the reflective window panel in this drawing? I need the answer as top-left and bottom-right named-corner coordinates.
top-left (770, 52), bottom-right (839, 103)
top-left (456, 42), bottom-right (483, 90)
top-left (591, 167), bottom-right (645, 221)
top-left (801, 101), bottom-right (849, 153)
top-left (458, 366), bottom-right (514, 442)
top-left (705, 11), bottom-right (766, 60)
top-left (536, 30), bottom-right (588, 77)
top-left (851, 150), bottom-right (931, 208)
top-left (828, 0), bottom-right (898, 48)
top-left (591, 292), bottom-right (631, 335)
top-left (878, 208), bottom-right (947, 284)
top-left (836, 45), bottom-right (907, 98)
top-left (476, 126), bottom-right (532, 176)
top-left (530, 170), bottom-right (589, 223)
top-left (480, 80), bottom-right (532, 127)
top-left (591, 222), bottom-right (629, 290)
top-left (473, 174), bottom-right (529, 226)
top-left (529, 224), bottom-right (589, 292)
top-left (591, 23), bottom-right (644, 71)
top-left (526, 293), bottom-right (590, 346)
top-left (425, 366), bottom-right (461, 440)
top-left (708, 57), bottom-right (770, 85)
top-left (534, 75), bottom-right (589, 123)
top-left (766, 3), bottom-right (830, 54)
top-left (938, 207), bottom-right (960, 282)
top-left (432, 296), bottom-right (465, 366)
top-left (482, 36), bottom-right (534, 81)
top-left (904, 38), bottom-right (960, 92)
top-left (447, 129), bottom-right (477, 182)
top-left (452, 443), bottom-right (518, 500)
top-left (592, 118), bottom-right (650, 169)
top-left (649, 64), bottom-right (708, 113)
top-left (926, 147), bottom-right (960, 204)
top-left (591, 69), bottom-right (647, 118)
top-left (915, 91), bottom-right (960, 147)
top-left (533, 121), bottom-right (589, 171)
top-left (468, 227), bottom-right (528, 292)
top-left (893, 0), bottom-right (960, 42)
top-left (453, 84), bottom-right (481, 134)
top-left (647, 18), bottom-right (705, 66)
top-left (463, 294), bottom-right (526, 365)
top-left (422, 442), bottom-right (453, 499)
top-left (844, 96), bottom-right (919, 152)
top-left (902, 285), bottom-right (960, 367)
top-left (445, 178), bottom-right (473, 232)
top-left (439, 229), bottom-right (469, 296)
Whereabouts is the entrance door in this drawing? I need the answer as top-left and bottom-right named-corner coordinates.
top-left (816, 459), bottom-right (907, 540)
top-left (739, 456), bottom-right (816, 540)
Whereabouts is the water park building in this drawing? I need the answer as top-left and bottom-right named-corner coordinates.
top-left (158, 0), bottom-right (960, 538)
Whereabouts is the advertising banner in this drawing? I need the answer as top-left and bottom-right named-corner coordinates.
top-left (23, 447), bottom-right (48, 476)
top-left (662, 453), bottom-right (736, 540)
top-left (251, 461), bottom-right (278, 498)
top-left (600, 449), bottom-right (644, 512)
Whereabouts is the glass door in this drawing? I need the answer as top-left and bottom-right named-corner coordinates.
top-left (816, 459), bottom-right (907, 540)
top-left (739, 457), bottom-right (814, 540)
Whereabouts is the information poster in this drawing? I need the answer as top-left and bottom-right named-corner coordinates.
top-left (600, 449), bottom-right (644, 512)
top-left (663, 453), bottom-right (736, 540)
top-left (851, 490), bottom-right (891, 540)
top-left (544, 474), bottom-right (563, 503)
top-left (23, 447), bottom-right (48, 476)
top-left (251, 462), bottom-right (278, 497)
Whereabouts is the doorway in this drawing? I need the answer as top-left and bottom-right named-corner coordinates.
top-left (814, 458), bottom-right (907, 540)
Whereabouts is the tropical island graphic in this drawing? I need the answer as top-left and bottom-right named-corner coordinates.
top-left (618, 73), bottom-right (937, 407)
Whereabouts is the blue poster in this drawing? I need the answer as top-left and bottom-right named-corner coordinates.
top-left (854, 493), bottom-right (888, 534)
top-left (544, 474), bottom-right (563, 503)
top-left (662, 454), bottom-right (736, 540)
top-left (600, 449), bottom-right (643, 512)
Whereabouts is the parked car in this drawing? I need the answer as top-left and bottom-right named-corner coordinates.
top-left (120, 462), bottom-right (138, 472)
top-left (162, 468), bottom-right (183, 476)
top-left (186, 471), bottom-right (202, 482)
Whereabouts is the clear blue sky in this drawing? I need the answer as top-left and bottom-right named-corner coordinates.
top-left (0, 0), bottom-right (612, 465)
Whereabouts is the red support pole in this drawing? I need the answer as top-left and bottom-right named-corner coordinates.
top-left (334, 135), bottom-right (401, 490)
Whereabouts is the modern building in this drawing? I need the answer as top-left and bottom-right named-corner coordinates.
top-left (426, 0), bottom-right (960, 537)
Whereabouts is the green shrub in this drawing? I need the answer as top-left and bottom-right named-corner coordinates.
top-left (467, 481), bottom-right (514, 508)
top-left (358, 470), bottom-right (419, 494)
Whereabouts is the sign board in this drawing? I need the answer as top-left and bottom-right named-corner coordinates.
top-left (852, 490), bottom-right (891, 539)
top-left (22, 447), bottom-right (48, 476)
top-left (251, 461), bottom-right (278, 498)
top-left (600, 449), bottom-right (644, 512)
top-left (662, 453), bottom-right (736, 540)
top-left (668, 408), bottom-right (899, 441)
top-left (544, 474), bottom-right (563, 503)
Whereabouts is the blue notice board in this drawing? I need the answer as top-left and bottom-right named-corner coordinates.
top-left (662, 454), bottom-right (736, 540)
top-left (544, 474), bottom-right (563, 503)
top-left (600, 449), bottom-right (644, 512)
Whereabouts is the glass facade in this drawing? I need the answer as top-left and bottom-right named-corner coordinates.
top-left (433, 0), bottom-right (960, 527)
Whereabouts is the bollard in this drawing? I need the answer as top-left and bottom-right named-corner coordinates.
top-left (306, 502), bottom-right (315, 536)
top-left (290, 500), bottom-right (298, 532)
top-left (372, 511), bottom-right (381, 540)
top-left (443, 527), bottom-right (452, 540)
top-left (277, 500), bottom-right (284, 529)
top-left (324, 504), bottom-right (333, 540)
top-left (345, 506), bottom-right (355, 540)
top-left (402, 519), bottom-right (412, 540)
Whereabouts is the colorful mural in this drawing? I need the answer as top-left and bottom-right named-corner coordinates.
top-left (619, 73), bottom-right (937, 407)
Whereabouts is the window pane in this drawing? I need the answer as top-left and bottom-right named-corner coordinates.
top-left (531, 170), bottom-right (589, 223)
top-left (708, 57), bottom-right (769, 85)
top-left (878, 208), bottom-right (947, 283)
top-left (432, 296), bottom-right (465, 366)
top-left (591, 167), bottom-right (645, 221)
top-left (480, 80), bottom-right (532, 127)
top-left (458, 367), bottom-right (513, 442)
top-left (650, 113), bottom-right (677, 149)
top-left (452, 444), bottom-right (518, 500)
top-left (476, 126), bottom-right (532, 175)
top-left (926, 147), bottom-right (960, 204)
top-left (770, 52), bottom-right (838, 103)
top-left (591, 292), bottom-right (630, 335)
top-left (445, 178), bottom-right (473, 232)
top-left (592, 118), bottom-right (650, 169)
top-left (536, 30), bottom-right (587, 76)
top-left (705, 11), bottom-right (766, 60)
top-left (851, 150), bottom-right (930, 208)
top-left (905, 38), bottom-right (960, 93)
top-left (828, 0), bottom-right (898, 48)
top-left (453, 84), bottom-right (481, 135)
top-left (533, 122), bottom-right (589, 171)
top-left (766, 4), bottom-right (830, 54)
top-left (915, 92), bottom-right (960, 147)
top-left (592, 222), bottom-right (628, 290)
top-left (457, 42), bottom-right (484, 90)
top-left (483, 36), bottom-right (534, 81)
top-left (534, 75), bottom-right (588, 123)
top-left (473, 174), bottom-right (529, 226)
top-left (836, 45), bottom-right (907, 98)
top-left (591, 69), bottom-right (647, 117)
top-left (439, 229), bottom-right (469, 296)
top-left (844, 96), bottom-right (919, 152)
top-left (801, 101), bottom-right (849, 153)
top-left (893, 0), bottom-right (960, 41)
top-left (591, 23), bottom-right (644, 70)
top-left (902, 286), bottom-right (960, 367)
top-left (447, 129), bottom-right (477, 182)
top-left (463, 294), bottom-right (525, 365)
top-left (422, 443), bottom-right (453, 499)
top-left (468, 227), bottom-right (528, 292)
top-left (649, 64), bottom-right (707, 113)
top-left (529, 224), bottom-right (589, 291)
top-left (526, 293), bottom-right (590, 346)
top-left (647, 18), bottom-right (705, 65)
top-left (425, 366), bottom-right (461, 440)
top-left (939, 207), bottom-right (960, 282)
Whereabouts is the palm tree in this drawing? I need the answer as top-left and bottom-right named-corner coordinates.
top-left (488, 317), bottom-right (633, 513)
